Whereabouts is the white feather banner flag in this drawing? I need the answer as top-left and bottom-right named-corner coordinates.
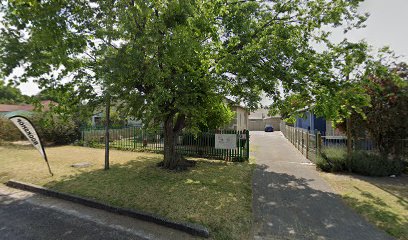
top-left (8, 115), bottom-right (53, 176)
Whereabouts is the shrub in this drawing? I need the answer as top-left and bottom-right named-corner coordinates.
top-left (30, 114), bottom-right (81, 145)
top-left (316, 147), bottom-right (348, 172)
top-left (0, 114), bottom-right (80, 145)
top-left (0, 117), bottom-right (23, 141)
top-left (349, 151), bottom-right (405, 177)
top-left (317, 147), bottom-right (406, 176)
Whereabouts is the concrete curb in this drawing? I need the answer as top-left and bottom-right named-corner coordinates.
top-left (6, 180), bottom-right (210, 238)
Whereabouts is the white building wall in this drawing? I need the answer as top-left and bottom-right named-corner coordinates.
top-left (235, 107), bottom-right (249, 131)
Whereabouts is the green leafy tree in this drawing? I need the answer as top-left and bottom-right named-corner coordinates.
top-left (269, 93), bottom-right (309, 124)
top-left (194, 102), bottom-right (234, 132)
top-left (0, 80), bottom-right (29, 104)
top-left (30, 83), bottom-right (98, 128)
top-left (0, 0), bottom-right (367, 169)
top-left (272, 40), bottom-right (372, 124)
top-left (349, 61), bottom-right (408, 156)
top-left (30, 112), bottom-right (81, 145)
top-left (394, 62), bottom-right (408, 80)
top-left (313, 41), bottom-right (371, 124)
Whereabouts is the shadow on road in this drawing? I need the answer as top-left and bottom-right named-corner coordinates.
top-left (252, 164), bottom-right (394, 240)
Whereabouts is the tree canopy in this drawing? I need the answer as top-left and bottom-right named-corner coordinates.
top-left (348, 59), bottom-right (408, 155)
top-left (0, 0), bottom-right (368, 169)
top-left (0, 80), bottom-right (29, 104)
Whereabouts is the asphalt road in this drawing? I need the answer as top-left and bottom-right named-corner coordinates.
top-left (0, 186), bottom-right (198, 240)
top-left (0, 197), bottom-right (142, 240)
top-left (251, 131), bottom-right (394, 240)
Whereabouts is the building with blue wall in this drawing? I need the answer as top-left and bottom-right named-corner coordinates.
top-left (295, 111), bottom-right (327, 135)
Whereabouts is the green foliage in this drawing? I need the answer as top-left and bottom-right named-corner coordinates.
top-left (274, 45), bottom-right (407, 159)
top-left (0, 80), bottom-right (29, 104)
top-left (316, 147), bottom-right (348, 172)
top-left (349, 151), bottom-right (405, 177)
top-left (271, 40), bottom-right (374, 123)
top-left (349, 61), bottom-right (408, 155)
top-left (193, 102), bottom-right (234, 132)
top-left (269, 93), bottom-right (309, 121)
top-left (0, 113), bottom-right (79, 145)
top-left (28, 84), bottom-right (98, 128)
top-left (99, 111), bottom-right (127, 127)
top-left (30, 114), bottom-right (80, 145)
top-left (0, 117), bottom-right (23, 141)
top-left (0, 0), bottom-right (370, 165)
top-left (317, 147), bottom-right (406, 177)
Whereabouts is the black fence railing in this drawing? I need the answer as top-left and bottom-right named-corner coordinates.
top-left (80, 127), bottom-right (250, 162)
top-left (280, 122), bottom-right (408, 163)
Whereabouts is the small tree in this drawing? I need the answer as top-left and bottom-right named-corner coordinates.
top-left (349, 61), bottom-right (408, 156)
top-left (271, 40), bottom-right (372, 129)
top-left (31, 113), bottom-right (81, 145)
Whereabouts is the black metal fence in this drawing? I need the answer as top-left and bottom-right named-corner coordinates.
top-left (80, 127), bottom-right (250, 161)
top-left (280, 122), bottom-right (408, 163)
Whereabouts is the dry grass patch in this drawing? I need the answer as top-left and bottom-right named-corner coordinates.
top-left (321, 172), bottom-right (408, 240)
top-left (0, 145), bottom-right (254, 240)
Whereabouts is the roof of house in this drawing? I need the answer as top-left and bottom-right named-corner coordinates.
top-left (0, 100), bottom-right (55, 112)
top-left (224, 97), bottom-right (248, 110)
top-left (249, 108), bottom-right (280, 120)
top-left (0, 104), bottom-right (32, 112)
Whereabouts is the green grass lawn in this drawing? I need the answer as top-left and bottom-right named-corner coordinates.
top-left (321, 172), bottom-right (408, 240)
top-left (0, 144), bottom-right (255, 240)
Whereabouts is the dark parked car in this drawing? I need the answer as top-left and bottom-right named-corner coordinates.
top-left (264, 124), bottom-right (274, 132)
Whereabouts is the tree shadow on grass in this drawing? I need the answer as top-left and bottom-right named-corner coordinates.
top-left (353, 186), bottom-right (388, 206)
top-left (42, 157), bottom-right (254, 240)
top-left (339, 173), bottom-right (408, 211)
top-left (252, 164), bottom-right (395, 240)
top-left (342, 194), bottom-right (408, 239)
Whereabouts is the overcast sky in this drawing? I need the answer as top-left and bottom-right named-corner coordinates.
top-left (330, 0), bottom-right (408, 59)
top-left (15, 0), bottom-right (408, 96)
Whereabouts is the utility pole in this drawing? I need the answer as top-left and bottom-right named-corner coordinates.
top-left (105, 93), bottom-right (110, 170)
top-left (104, 5), bottom-right (114, 171)
top-left (346, 118), bottom-right (352, 158)
top-left (346, 73), bottom-right (352, 161)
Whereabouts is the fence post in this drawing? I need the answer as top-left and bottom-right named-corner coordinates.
top-left (296, 128), bottom-right (298, 148)
top-left (295, 129), bottom-right (297, 148)
top-left (133, 127), bottom-right (136, 149)
top-left (289, 126), bottom-right (291, 142)
top-left (291, 127), bottom-right (294, 143)
top-left (306, 132), bottom-right (309, 159)
top-left (246, 130), bottom-right (250, 160)
top-left (298, 129), bottom-right (301, 150)
top-left (317, 132), bottom-right (322, 160)
top-left (289, 126), bottom-right (292, 142)
top-left (297, 129), bottom-right (300, 150)
top-left (81, 128), bottom-right (84, 143)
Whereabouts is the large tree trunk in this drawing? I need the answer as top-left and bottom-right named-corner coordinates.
top-left (161, 113), bottom-right (187, 170)
top-left (163, 116), bottom-right (178, 169)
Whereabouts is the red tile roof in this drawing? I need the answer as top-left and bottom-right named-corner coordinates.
top-left (0, 101), bottom-right (55, 112)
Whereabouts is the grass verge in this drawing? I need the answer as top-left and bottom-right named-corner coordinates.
top-left (321, 172), bottom-right (408, 240)
top-left (0, 145), bottom-right (255, 240)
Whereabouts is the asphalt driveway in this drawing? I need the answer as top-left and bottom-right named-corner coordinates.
top-left (251, 131), bottom-right (393, 240)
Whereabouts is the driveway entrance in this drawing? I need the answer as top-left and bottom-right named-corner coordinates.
top-left (251, 131), bottom-right (393, 240)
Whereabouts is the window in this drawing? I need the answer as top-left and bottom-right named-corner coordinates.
top-left (93, 116), bottom-right (102, 126)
